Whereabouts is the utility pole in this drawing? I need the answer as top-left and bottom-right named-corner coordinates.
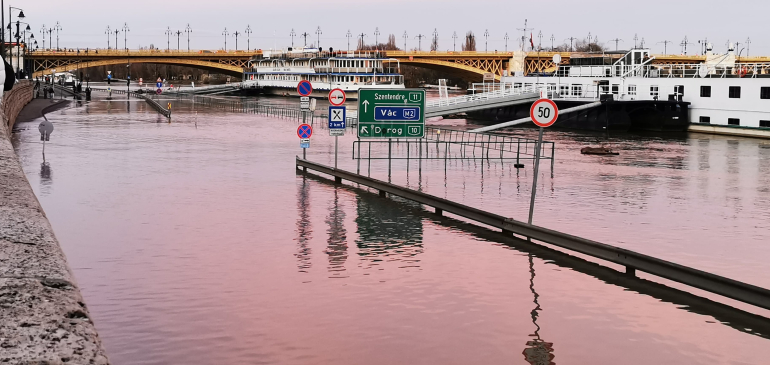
top-left (609, 38), bottom-right (623, 51)
top-left (245, 25), bottom-right (252, 51)
top-left (550, 34), bottom-right (555, 51)
top-left (315, 26), bottom-right (322, 48)
top-left (517, 19), bottom-right (533, 51)
top-left (54, 22), bottom-right (61, 49)
top-left (679, 36), bottom-right (689, 55)
top-left (222, 28), bottom-right (229, 50)
top-left (483, 29), bottom-right (489, 52)
top-left (289, 29), bottom-right (296, 48)
top-left (40, 24), bottom-right (46, 49)
top-left (301, 32), bottom-right (309, 47)
top-left (106, 26), bottom-right (111, 49)
top-left (165, 27), bottom-right (172, 51)
top-left (346, 30), bottom-right (351, 51)
top-left (122, 23), bottom-right (129, 51)
top-left (403, 31), bottom-right (408, 51)
top-left (452, 31), bottom-right (457, 52)
top-left (504, 33), bottom-right (509, 52)
top-left (414, 34), bottom-right (424, 51)
top-left (657, 40), bottom-right (672, 55)
top-left (233, 31), bottom-right (240, 51)
top-left (374, 27), bottom-right (380, 46)
top-left (185, 24), bottom-right (192, 51)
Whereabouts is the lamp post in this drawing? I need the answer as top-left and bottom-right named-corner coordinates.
top-left (165, 27), bottom-right (172, 51)
top-left (374, 27), bottom-right (380, 46)
top-left (54, 21), bottom-right (61, 50)
top-left (185, 24), bottom-right (192, 51)
top-left (432, 28), bottom-right (438, 51)
top-left (40, 24), bottom-right (46, 49)
top-left (504, 33), bottom-right (509, 52)
top-left (290, 29), bottom-right (296, 48)
top-left (233, 31), bottom-right (240, 51)
top-left (452, 31), bottom-right (457, 52)
top-left (222, 28), bottom-right (229, 50)
top-left (346, 30), bottom-right (351, 51)
top-left (245, 25), bottom-right (252, 51)
top-left (402, 31), bottom-right (408, 51)
top-left (176, 30), bottom-right (181, 51)
top-left (414, 34), bottom-right (424, 51)
top-left (105, 26), bottom-right (111, 49)
top-left (484, 29), bottom-right (489, 52)
top-left (114, 28), bottom-right (120, 52)
top-left (7, 6), bottom-right (24, 61)
top-left (315, 26), bottom-right (322, 49)
top-left (122, 23), bottom-right (129, 51)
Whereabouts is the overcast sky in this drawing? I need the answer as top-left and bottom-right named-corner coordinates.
top-left (16, 0), bottom-right (769, 56)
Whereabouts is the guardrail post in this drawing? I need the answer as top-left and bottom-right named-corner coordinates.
top-left (379, 190), bottom-right (387, 198)
top-left (626, 266), bottom-right (636, 277)
top-left (436, 207), bottom-right (443, 216)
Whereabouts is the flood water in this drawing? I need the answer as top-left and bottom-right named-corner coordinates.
top-left (11, 92), bottom-right (770, 364)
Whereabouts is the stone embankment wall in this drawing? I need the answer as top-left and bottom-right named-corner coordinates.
top-left (0, 81), bottom-right (110, 364)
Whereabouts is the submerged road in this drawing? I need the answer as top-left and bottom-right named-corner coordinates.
top-left (9, 91), bottom-right (770, 364)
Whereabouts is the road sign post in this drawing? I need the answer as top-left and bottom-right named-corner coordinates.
top-left (357, 89), bottom-right (425, 138)
top-left (528, 99), bottom-right (559, 225)
top-left (329, 105), bottom-right (346, 169)
top-left (298, 123), bottom-right (313, 161)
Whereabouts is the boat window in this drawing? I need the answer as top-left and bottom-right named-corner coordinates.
top-left (729, 86), bottom-right (741, 99)
top-left (650, 85), bottom-right (659, 98)
top-left (760, 120), bottom-right (770, 127)
top-left (760, 87), bottom-right (770, 99)
top-left (611, 84), bottom-right (619, 95)
top-left (559, 85), bottom-right (569, 96)
top-left (728, 118), bottom-right (740, 126)
top-left (571, 84), bottom-right (582, 97)
top-left (599, 85), bottom-right (609, 94)
top-left (700, 86), bottom-right (711, 98)
top-left (628, 85), bottom-right (637, 96)
top-left (699, 116), bottom-right (710, 124)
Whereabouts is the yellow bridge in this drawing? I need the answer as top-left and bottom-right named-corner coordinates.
top-left (29, 49), bottom-right (770, 81)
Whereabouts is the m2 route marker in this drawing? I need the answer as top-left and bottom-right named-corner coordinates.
top-left (358, 89), bottom-right (425, 138)
top-left (528, 98), bottom-right (559, 225)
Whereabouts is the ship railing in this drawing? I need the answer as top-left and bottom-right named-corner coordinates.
top-left (554, 62), bottom-right (770, 79)
top-left (426, 85), bottom-right (537, 108)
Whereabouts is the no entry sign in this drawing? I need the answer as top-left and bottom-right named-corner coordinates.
top-left (297, 80), bottom-right (313, 97)
top-left (328, 88), bottom-right (346, 106)
top-left (530, 99), bottom-right (558, 127)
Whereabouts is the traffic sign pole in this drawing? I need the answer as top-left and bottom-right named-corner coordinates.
top-left (527, 98), bottom-right (559, 225)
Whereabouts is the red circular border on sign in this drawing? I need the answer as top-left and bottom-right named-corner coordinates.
top-left (297, 123), bottom-right (313, 139)
top-left (529, 99), bottom-right (559, 127)
top-left (328, 88), bottom-right (346, 106)
top-left (297, 80), bottom-right (313, 97)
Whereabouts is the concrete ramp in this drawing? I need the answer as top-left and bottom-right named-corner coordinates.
top-left (426, 89), bottom-right (540, 118)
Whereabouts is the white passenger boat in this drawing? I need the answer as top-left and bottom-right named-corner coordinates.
top-left (498, 45), bottom-right (770, 130)
top-left (243, 47), bottom-right (404, 99)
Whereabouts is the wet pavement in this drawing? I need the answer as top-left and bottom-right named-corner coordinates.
top-left (10, 92), bottom-right (770, 364)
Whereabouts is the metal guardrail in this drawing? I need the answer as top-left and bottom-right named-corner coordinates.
top-left (296, 158), bottom-right (770, 311)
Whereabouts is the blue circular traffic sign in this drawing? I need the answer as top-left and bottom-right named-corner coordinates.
top-left (297, 124), bottom-right (313, 139)
top-left (297, 80), bottom-right (313, 97)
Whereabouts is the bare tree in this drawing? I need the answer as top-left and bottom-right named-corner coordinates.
top-left (462, 31), bottom-right (476, 51)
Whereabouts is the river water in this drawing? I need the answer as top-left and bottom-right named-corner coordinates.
top-left (11, 92), bottom-right (770, 364)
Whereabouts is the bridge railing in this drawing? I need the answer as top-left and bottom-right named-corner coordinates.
top-left (29, 49), bottom-right (261, 56)
top-left (426, 85), bottom-right (538, 108)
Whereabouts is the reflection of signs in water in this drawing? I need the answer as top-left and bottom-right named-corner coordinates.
top-left (354, 194), bottom-right (423, 267)
top-left (295, 178), bottom-right (313, 272)
top-left (522, 340), bottom-right (555, 365)
top-left (325, 190), bottom-right (348, 275)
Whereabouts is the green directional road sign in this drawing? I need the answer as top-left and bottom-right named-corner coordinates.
top-left (357, 89), bottom-right (425, 138)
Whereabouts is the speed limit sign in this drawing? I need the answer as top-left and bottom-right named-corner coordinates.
top-left (530, 99), bottom-right (559, 127)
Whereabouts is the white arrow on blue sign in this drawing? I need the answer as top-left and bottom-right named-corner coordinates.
top-left (328, 106), bottom-right (346, 129)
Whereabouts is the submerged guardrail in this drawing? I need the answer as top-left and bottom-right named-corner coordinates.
top-left (296, 158), bottom-right (770, 311)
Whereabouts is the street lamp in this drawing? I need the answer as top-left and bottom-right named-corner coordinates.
top-left (165, 27), bottom-right (172, 51)
top-left (290, 29), bottom-right (296, 48)
top-left (6, 6), bottom-right (24, 60)
top-left (432, 28), bottom-right (438, 51)
top-left (374, 27), bottom-right (380, 46)
top-left (315, 26), bottom-right (322, 49)
top-left (105, 26), bottom-right (111, 49)
top-left (452, 31), bottom-right (457, 52)
top-left (233, 31), bottom-right (240, 51)
top-left (40, 24), bottom-right (46, 49)
top-left (504, 33), bottom-right (509, 52)
top-left (346, 30), bottom-right (352, 51)
top-left (222, 28), bottom-right (229, 50)
top-left (245, 25), bottom-right (252, 51)
top-left (176, 30), bottom-right (181, 51)
top-left (402, 31), bottom-right (408, 51)
top-left (484, 29), bottom-right (489, 52)
top-left (185, 24), bottom-right (192, 51)
top-left (54, 21), bottom-right (62, 50)
top-left (122, 23), bottom-right (129, 51)
top-left (113, 28), bottom-right (120, 52)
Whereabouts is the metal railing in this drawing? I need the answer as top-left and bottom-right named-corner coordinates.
top-left (296, 158), bottom-right (770, 311)
top-left (555, 62), bottom-right (770, 79)
top-left (426, 85), bottom-right (538, 108)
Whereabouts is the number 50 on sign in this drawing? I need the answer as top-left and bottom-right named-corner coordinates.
top-left (530, 99), bottom-right (559, 128)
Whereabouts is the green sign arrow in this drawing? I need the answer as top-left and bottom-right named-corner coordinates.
top-left (357, 89), bottom-right (425, 138)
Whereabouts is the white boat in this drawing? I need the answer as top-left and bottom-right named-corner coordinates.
top-left (242, 47), bottom-right (404, 99)
top-left (498, 45), bottom-right (770, 130)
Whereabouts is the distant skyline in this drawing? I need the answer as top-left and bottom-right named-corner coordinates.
top-left (15, 0), bottom-right (768, 56)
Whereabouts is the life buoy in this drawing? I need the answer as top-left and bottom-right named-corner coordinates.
top-left (738, 66), bottom-right (747, 78)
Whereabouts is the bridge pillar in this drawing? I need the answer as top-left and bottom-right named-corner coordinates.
top-left (508, 51), bottom-right (527, 76)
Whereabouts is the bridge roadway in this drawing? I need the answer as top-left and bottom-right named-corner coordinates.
top-left (30, 49), bottom-right (770, 81)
